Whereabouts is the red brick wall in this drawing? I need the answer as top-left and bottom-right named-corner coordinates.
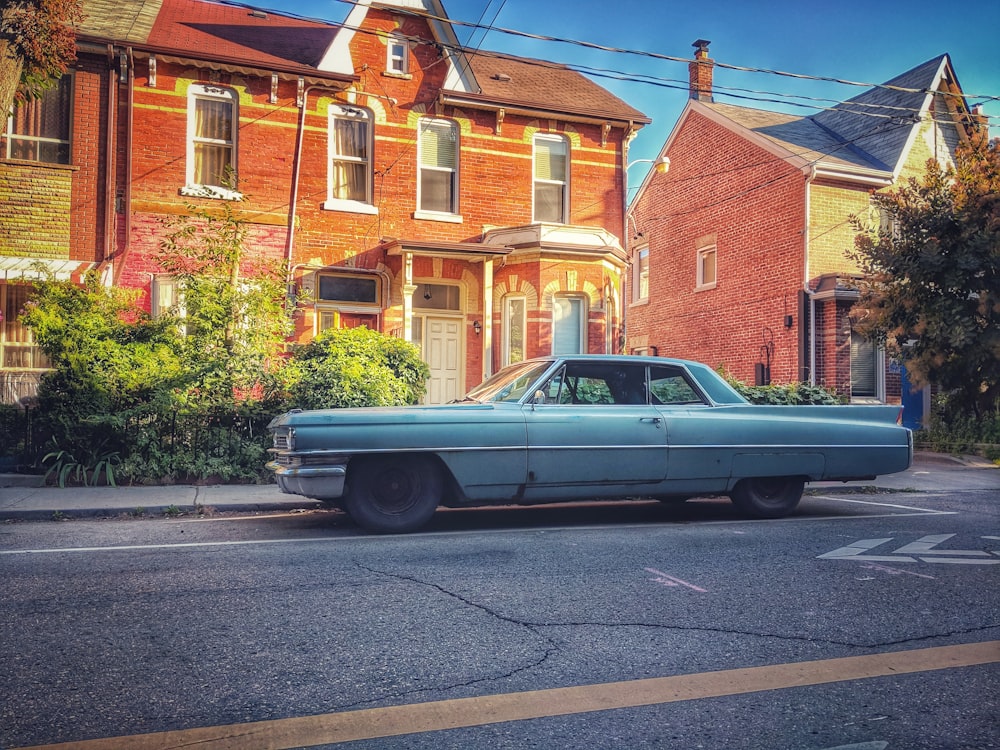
top-left (628, 109), bottom-right (806, 385)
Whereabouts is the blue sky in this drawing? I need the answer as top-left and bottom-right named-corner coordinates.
top-left (256, 0), bottom-right (999, 192)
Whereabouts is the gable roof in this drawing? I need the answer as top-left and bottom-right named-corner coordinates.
top-left (77, 0), bottom-right (648, 126)
top-left (684, 54), bottom-right (971, 182)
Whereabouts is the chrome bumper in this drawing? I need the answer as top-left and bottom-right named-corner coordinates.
top-left (265, 461), bottom-right (347, 500)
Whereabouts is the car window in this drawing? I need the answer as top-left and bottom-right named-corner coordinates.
top-left (463, 360), bottom-right (553, 403)
top-left (538, 363), bottom-right (648, 406)
top-left (649, 365), bottom-right (705, 405)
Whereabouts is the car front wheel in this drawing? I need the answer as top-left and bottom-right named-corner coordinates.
top-left (729, 477), bottom-right (804, 518)
top-left (344, 455), bottom-right (441, 533)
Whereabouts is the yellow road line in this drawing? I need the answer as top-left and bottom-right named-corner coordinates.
top-left (18, 641), bottom-right (1000, 750)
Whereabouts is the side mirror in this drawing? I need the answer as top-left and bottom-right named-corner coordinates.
top-left (532, 389), bottom-right (547, 406)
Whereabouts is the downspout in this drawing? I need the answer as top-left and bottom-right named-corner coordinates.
top-left (102, 44), bottom-right (116, 282)
top-left (803, 165), bottom-right (817, 385)
top-left (620, 121), bottom-right (636, 354)
top-left (123, 47), bottom-right (134, 283)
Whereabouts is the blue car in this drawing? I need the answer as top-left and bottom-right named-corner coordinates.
top-left (267, 355), bottom-right (912, 532)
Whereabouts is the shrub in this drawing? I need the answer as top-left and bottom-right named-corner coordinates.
top-left (285, 327), bottom-right (430, 409)
top-left (721, 369), bottom-right (842, 405)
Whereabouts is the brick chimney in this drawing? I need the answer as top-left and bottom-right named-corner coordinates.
top-left (689, 39), bottom-right (714, 102)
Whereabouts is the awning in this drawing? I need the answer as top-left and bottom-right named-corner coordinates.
top-left (380, 238), bottom-right (513, 262)
top-left (0, 257), bottom-right (100, 281)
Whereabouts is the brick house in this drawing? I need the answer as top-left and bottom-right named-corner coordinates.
top-left (627, 41), bottom-right (982, 423)
top-left (0, 0), bottom-right (649, 405)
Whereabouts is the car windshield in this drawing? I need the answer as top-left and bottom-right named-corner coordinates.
top-left (462, 360), bottom-right (554, 403)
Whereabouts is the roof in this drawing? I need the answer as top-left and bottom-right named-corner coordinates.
top-left (77, 0), bottom-right (648, 125)
top-left (695, 54), bottom-right (965, 178)
top-left (459, 52), bottom-right (650, 124)
top-left (79, 0), bottom-right (339, 70)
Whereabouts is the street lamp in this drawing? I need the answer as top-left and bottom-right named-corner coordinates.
top-left (627, 155), bottom-right (671, 175)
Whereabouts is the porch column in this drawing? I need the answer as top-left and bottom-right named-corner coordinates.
top-left (402, 251), bottom-right (415, 343)
top-left (482, 258), bottom-right (494, 379)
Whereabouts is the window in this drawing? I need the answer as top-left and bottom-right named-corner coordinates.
top-left (502, 295), bottom-right (526, 366)
top-left (649, 365), bottom-right (703, 405)
top-left (697, 245), bottom-right (717, 289)
top-left (184, 85), bottom-right (238, 198)
top-left (318, 273), bottom-right (381, 307)
top-left (150, 276), bottom-right (180, 319)
top-left (533, 134), bottom-right (568, 223)
top-left (538, 363), bottom-right (648, 406)
top-left (386, 33), bottom-right (409, 75)
top-left (315, 272), bottom-right (383, 333)
top-left (1, 284), bottom-right (49, 370)
top-left (632, 245), bottom-right (649, 302)
top-left (3, 75), bottom-right (72, 164)
top-left (850, 330), bottom-right (881, 400)
top-left (415, 283), bottom-right (460, 311)
top-left (417, 118), bottom-right (458, 215)
top-left (552, 295), bottom-right (586, 355)
top-left (326, 105), bottom-right (374, 212)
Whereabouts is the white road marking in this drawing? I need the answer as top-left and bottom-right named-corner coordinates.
top-left (819, 536), bottom-right (1000, 566)
top-left (644, 567), bottom-right (707, 592)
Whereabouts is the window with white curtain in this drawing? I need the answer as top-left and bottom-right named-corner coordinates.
top-left (417, 118), bottom-right (458, 215)
top-left (0, 284), bottom-right (49, 370)
top-left (325, 105), bottom-right (374, 212)
top-left (533, 134), bottom-right (568, 223)
top-left (632, 245), bottom-right (649, 302)
top-left (184, 84), bottom-right (238, 198)
top-left (3, 75), bottom-right (72, 164)
top-left (552, 295), bottom-right (586, 355)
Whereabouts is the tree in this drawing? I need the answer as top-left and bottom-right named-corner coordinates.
top-left (850, 134), bottom-right (1000, 417)
top-left (157, 194), bottom-right (299, 406)
top-left (0, 0), bottom-right (82, 115)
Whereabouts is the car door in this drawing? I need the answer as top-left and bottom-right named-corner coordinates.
top-left (648, 364), bottom-right (729, 482)
top-left (523, 362), bottom-right (668, 488)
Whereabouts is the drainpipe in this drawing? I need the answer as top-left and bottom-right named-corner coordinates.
top-left (802, 165), bottom-right (817, 385)
top-left (102, 44), bottom-right (117, 280)
top-left (123, 47), bottom-right (134, 283)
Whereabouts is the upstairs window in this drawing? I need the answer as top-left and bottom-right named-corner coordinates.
top-left (3, 75), bottom-right (72, 164)
top-left (533, 134), bottom-right (568, 223)
top-left (386, 33), bottom-right (409, 75)
top-left (184, 84), bottom-right (238, 198)
top-left (418, 118), bottom-right (458, 215)
top-left (326, 105), bottom-right (374, 212)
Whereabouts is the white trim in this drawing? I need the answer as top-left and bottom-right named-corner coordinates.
top-left (185, 83), bottom-right (239, 195)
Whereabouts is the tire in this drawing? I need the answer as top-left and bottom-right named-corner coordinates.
top-left (729, 477), bottom-right (804, 518)
top-left (344, 455), bottom-right (441, 533)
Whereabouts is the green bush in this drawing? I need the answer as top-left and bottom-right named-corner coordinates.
top-left (919, 391), bottom-right (1000, 461)
top-left (286, 327), bottom-right (430, 409)
top-left (721, 370), bottom-right (842, 405)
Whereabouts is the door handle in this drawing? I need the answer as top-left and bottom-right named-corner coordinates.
top-left (640, 417), bottom-right (662, 428)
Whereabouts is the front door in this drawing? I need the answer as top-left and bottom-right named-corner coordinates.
top-left (423, 316), bottom-right (462, 404)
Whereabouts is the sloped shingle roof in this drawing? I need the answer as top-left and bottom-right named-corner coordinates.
top-left (463, 52), bottom-right (650, 123)
top-left (702, 54), bottom-right (957, 176)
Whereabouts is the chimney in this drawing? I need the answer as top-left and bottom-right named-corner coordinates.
top-left (689, 39), bottom-right (714, 102)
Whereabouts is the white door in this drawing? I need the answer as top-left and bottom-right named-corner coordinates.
top-left (424, 316), bottom-right (462, 404)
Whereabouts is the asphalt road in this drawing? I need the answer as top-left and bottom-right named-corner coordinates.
top-left (1, 489), bottom-right (998, 750)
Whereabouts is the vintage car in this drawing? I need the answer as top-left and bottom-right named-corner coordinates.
top-left (266, 355), bottom-right (913, 533)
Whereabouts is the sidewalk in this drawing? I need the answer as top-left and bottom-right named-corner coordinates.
top-left (0, 452), bottom-right (997, 521)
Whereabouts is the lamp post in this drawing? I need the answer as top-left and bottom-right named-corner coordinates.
top-left (620, 155), bottom-right (670, 354)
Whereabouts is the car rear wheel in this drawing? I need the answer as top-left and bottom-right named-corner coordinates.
top-left (344, 455), bottom-right (441, 533)
top-left (729, 477), bottom-right (804, 518)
